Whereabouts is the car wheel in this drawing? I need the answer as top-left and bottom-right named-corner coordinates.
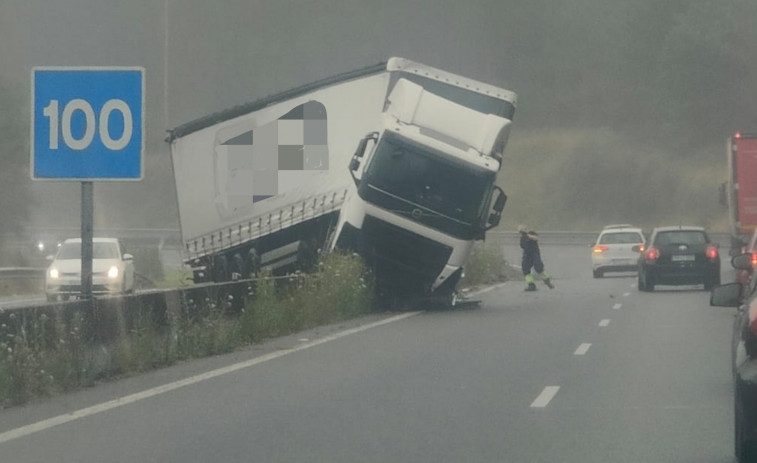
top-left (704, 272), bottom-right (721, 291)
top-left (734, 383), bottom-right (757, 462)
top-left (593, 269), bottom-right (603, 279)
top-left (637, 273), bottom-right (646, 291)
top-left (640, 270), bottom-right (654, 292)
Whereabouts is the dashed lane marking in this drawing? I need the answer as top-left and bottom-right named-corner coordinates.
top-left (599, 319), bottom-right (611, 327)
top-left (574, 343), bottom-right (592, 355)
top-left (531, 386), bottom-right (560, 408)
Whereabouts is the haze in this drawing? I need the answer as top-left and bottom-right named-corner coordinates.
top-left (1, 0), bottom-right (755, 238)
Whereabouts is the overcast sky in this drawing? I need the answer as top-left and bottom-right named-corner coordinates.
top-left (1, 0), bottom-right (528, 229)
top-left (2, 0), bottom-right (752, 232)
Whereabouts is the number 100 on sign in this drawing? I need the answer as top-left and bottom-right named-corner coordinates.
top-left (32, 67), bottom-right (144, 180)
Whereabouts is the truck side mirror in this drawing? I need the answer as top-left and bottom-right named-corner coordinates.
top-left (349, 132), bottom-right (378, 185)
top-left (485, 187), bottom-right (507, 230)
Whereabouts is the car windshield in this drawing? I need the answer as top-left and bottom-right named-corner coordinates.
top-left (56, 242), bottom-right (120, 259)
top-left (654, 231), bottom-right (707, 246)
top-left (599, 232), bottom-right (643, 244)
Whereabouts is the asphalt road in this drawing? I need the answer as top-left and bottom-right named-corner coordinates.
top-left (0, 244), bottom-right (737, 462)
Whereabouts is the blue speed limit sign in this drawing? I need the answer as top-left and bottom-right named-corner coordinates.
top-left (31, 67), bottom-right (144, 180)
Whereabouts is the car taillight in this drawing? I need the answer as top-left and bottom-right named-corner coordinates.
top-left (751, 252), bottom-right (757, 268)
top-left (592, 245), bottom-right (609, 254)
top-left (705, 245), bottom-right (719, 260)
top-left (645, 247), bottom-right (660, 261)
top-left (638, 244), bottom-right (646, 253)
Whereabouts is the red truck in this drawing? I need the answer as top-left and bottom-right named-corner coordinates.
top-left (723, 132), bottom-right (757, 262)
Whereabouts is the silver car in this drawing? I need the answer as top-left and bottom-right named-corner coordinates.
top-left (45, 237), bottom-right (135, 301)
top-left (591, 225), bottom-right (645, 278)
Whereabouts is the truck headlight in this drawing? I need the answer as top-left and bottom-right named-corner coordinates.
top-left (108, 266), bottom-right (119, 279)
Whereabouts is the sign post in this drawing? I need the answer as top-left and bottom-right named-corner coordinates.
top-left (31, 67), bottom-right (144, 300)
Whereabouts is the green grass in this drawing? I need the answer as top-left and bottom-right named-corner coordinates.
top-left (0, 252), bottom-right (375, 409)
top-left (497, 128), bottom-right (728, 233)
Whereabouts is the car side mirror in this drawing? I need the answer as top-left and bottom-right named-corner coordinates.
top-left (732, 253), bottom-right (753, 270)
top-left (710, 282), bottom-right (743, 307)
top-left (123, 253), bottom-right (134, 261)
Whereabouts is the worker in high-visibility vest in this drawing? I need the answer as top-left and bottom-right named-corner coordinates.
top-left (518, 224), bottom-right (554, 291)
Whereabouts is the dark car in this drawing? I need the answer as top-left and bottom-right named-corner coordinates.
top-left (637, 225), bottom-right (721, 291)
top-left (711, 253), bottom-right (757, 462)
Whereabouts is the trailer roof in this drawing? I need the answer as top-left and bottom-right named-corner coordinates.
top-left (166, 58), bottom-right (517, 142)
top-left (166, 62), bottom-right (387, 142)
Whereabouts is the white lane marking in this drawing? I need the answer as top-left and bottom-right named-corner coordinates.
top-left (613, 303), bottom-right (622, 310)
top-left (599, 319), bottom-right (611, 327)
top-left (531, 386), bottom-right (560, 408)
top-left (630, 283), bottom-right (636, 288)
top-left (0, 311), bottom-right (420, 444)
top-left (469, 282), bottom-right (507, 296)
top-left (622, 292), bottom-right (630, 297)
top-left (574, 343), bottom-right (591, 355)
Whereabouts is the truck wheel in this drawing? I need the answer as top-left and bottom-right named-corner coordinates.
top-left (212, 255), bottom-right (230, 282)
top-left (231, 254), bottom-right (246, 281)
top-left (247, 248), bottom-right (261, 276)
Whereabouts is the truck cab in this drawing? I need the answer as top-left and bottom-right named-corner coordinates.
top-left (333, 76), bottom-right (512, 302)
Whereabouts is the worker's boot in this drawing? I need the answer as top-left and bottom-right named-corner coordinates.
top-left (544, 278), bottom-right (554, 289)
top-left (524, 282), bottom-right (537, 292)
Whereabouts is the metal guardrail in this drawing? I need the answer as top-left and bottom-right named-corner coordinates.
top-left (489, 231), bottom-right (733, 247)
top-left (0, 267), bottom-right (46, 280)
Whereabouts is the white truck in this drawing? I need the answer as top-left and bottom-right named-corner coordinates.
top-left (167, 58), bottom-right (516, 303)
top-left (332, 61), bottom-right (515, 304)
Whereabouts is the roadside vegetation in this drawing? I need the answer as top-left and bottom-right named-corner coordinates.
top-left (498, 128), bottom-right (728, 233)
top-left (460, 239), bottom-right (520, 290)
top-left (0, 252), bottom-right (373, 408)
top-left (0, 242), bottom-right (510, 408)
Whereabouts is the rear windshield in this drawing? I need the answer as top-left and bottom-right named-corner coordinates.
top-left (599, 232), bottom-right (644, 244)
top-left (653, 231), bottom-right (707, 246)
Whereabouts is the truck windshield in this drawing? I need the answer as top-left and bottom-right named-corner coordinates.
top-left (56, 242), bottom-right (120, 259)
top-left (360, 133), bottom-right (494, 239)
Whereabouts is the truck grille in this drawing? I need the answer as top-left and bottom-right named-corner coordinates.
top-left (361, 215), bottom-right (452, 293)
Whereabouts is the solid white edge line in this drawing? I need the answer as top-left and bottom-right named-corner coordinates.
top-left (574, 343), bottom-right (591, 355)
top-left (0, 311), bottom-right (420, 445)
top-left (599, 319), bottom-right (611, 327)
top-left (531, 386), bottom-right (560, 408)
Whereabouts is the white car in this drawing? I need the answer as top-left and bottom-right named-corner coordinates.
top-left (45, 237), bottom-right (135, 301)
top-left (591, 225), bottom-right (645, 278)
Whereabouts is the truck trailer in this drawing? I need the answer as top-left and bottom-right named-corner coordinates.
top-left (723, 131), bottom-right (757, 254)
top-left (167, 58), bottom-right (516, 303)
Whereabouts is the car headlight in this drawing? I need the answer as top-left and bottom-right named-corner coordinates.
top-left (108, 266), bottom-right (119, 279)
top-left (49, 268), bottom-right (59, 279)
